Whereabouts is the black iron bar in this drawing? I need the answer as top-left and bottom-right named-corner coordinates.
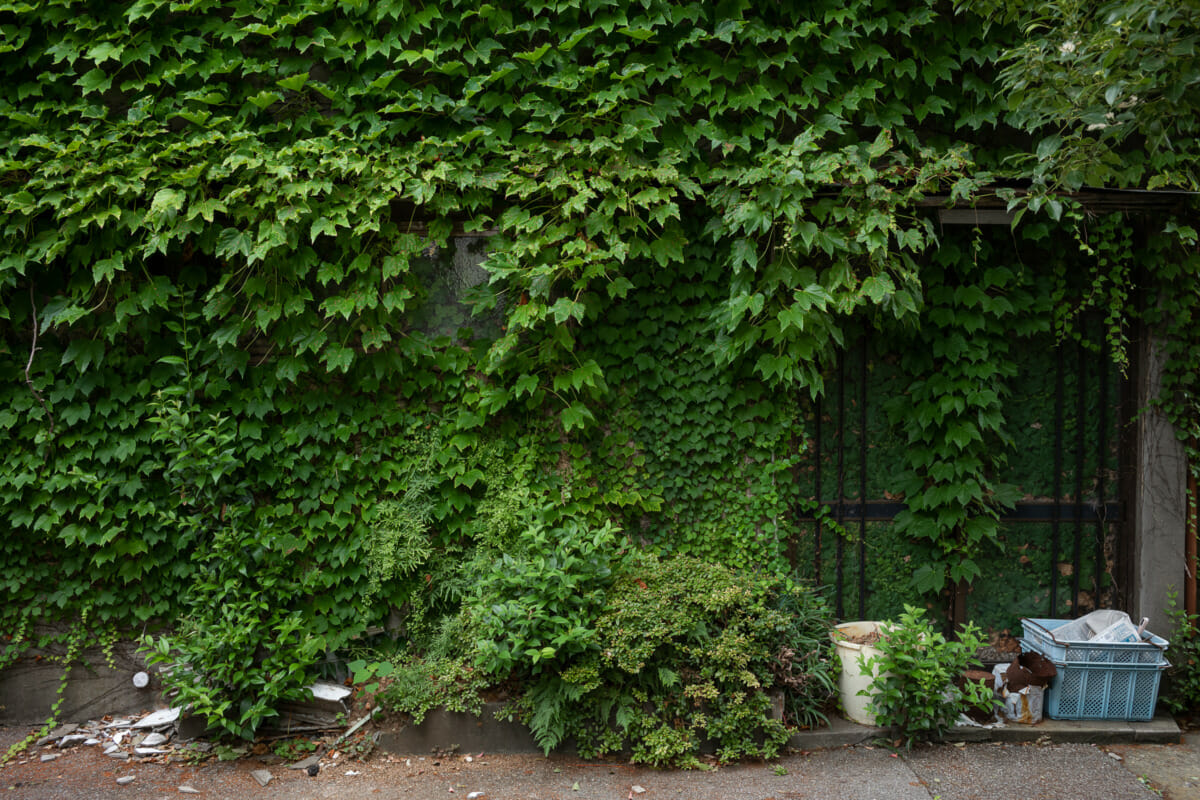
top-left (814, 394), bottom-right (823, 587)
top-left (796, 500), bottom-right (1122, 522)
top-left (1051, 346), bottom-right (1064, 618)
top-left (835, 350), bottom-right (846, 619)
top-left (1073, 338), bottom-right (1086, 613)
top-left (859, 333), bottom-right (868, 620)
top-left (1096, 332), bottom-right (1109, 607)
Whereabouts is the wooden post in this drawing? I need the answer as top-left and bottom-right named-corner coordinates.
top-left (951, 578), bottom-right (969, 638)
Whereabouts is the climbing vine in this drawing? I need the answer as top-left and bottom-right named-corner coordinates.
top-left (0, 0), bottom-right (1196, 744)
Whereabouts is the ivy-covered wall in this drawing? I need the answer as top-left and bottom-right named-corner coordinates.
top-left (1, 0), bottom-right (1197, 736)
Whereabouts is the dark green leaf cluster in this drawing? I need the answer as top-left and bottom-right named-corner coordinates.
top-left (1, 0), bottom-right (1198, 751)
top-left (990, 0), bottom-right (1200, 191)
top-left (500, 555), bottom-right (835, 767)
top-left (882, 230), bottom-right (1049, 593)
top-left (1162, 590), bottom-right (1200, 715)
top-left (471, 513), bottom-right (629, 677)
top-left (862, 604), bottom-right (993, 748)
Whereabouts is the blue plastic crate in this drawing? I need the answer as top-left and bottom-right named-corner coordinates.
top-left (1020, 617), bottom-right (1169, 666)
top-left (1020, 638), bottom-right (1169, 721)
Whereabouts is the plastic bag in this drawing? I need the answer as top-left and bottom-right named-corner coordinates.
top-left (1052, 610), bottom-right (1135, 642)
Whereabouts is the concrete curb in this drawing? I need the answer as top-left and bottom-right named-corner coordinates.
top-left (375, 703), bottom-right (1181, 755)
top-left (784, 714), bottom-right (1180, 748)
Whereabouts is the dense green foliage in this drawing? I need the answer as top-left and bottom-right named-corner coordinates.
top-left (1, 0), bottom-right (1197, 749)
top-left (863, 605), bottom-right (993, 748)
top-left (493, 555), bottom-right (835, 766)
top-left (970, 0), bottom-right (1200, 192)
top-left (472, 514), bottom-right (628, 676)
top-left (1162, 591), bottom-right (1200, 715)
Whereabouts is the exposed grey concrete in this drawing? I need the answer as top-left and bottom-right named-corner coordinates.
top-left (376, 702), bottom-right (542, 754)
top-left (0, 643), bottom-right (157, 726)
top-left (376, 705), bottom-right (1181, 756)
top-left (0, 725), bottom-right (1167, 800)
top-left (905, 741), bottom-right (1160, 800)
top-left (1131, 715), bottom-right (1185, 743)
top-left (786, 714), bottom-right (885, 749)
top-left (1110, 730), bottom-right (1200, 800)
top-left (1133, 326), bottom-right (1189, 633)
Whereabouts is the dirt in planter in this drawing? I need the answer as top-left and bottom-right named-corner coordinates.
top-left (839, 631), bottom-right (882, 646)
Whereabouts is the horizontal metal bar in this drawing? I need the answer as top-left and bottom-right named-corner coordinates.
top-left (797, 501), bottom-right (1122, 523)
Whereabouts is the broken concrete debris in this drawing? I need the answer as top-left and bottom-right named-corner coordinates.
top-left (263, 680), bottom-right (352, 734)
top-left (133, 707), bottom-right (181, 728)
top-left (288, 754), bottom-right (322, 771)
top-left (141, 732), bottom-right (169, 747)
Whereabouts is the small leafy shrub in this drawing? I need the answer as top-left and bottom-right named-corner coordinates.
top-left (862, 604), bottom-right (992, 748)
top-left (273, 738), bottom-right (318, 761)
top-left (363, 491), bottom-right (434, 601)
top-left (1162, 590), bottom-right (1200, 715)
top-left (352, 654), bottom-right (487, 725)
top-left (503, 554), bottom-right (836, 767)
top-left (471, 512), bottom-right (630, 677)
top-left (139, 395), bottom-right (326, 740)
top-left (141, 561), bottom-right (327, 739)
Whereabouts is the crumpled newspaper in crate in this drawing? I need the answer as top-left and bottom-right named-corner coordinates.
top-left (1051, 610), bottom-right (1144, 643)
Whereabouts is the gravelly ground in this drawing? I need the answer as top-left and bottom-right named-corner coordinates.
top-left (1109, 732), bottom-right (1200, 800)
top-left (0, 726), bottom-right (1171, 800)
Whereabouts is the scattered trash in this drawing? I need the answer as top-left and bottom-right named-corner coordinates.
top-left (250, 769), bottom-right (273, 787)
top-left (37, 723), bottom-right (79, 746)
top-left (467, 792), bottom-right (486, 799)
top-left (571, 781), bottom-right (581, 791)
top-left (1022, 615), bottom-right (1170, 720)
top-left (134, 707), bottom-right (181, 728)
top-left (132, 671), bottom-right (150, 688)
top-left (345, 770), bottom-right (360, 776)
top-left (178, 786), bottom-right (201, 794)
top-left (288, 754), bottom-right (321, 771)
top-left (1047, 611), bottom-right (1143, 644)
top-left (116, 775), bottom-right (136, 785)
top-left (993, 655), bottom-right (1055, 724)
top-left (631, 786), bottom-right (646, 794)
top-left (263, 681), bottom-right (353, 734)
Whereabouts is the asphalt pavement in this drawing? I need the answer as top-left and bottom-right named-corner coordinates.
top-left (3, 716), bottom-right (1197, 800)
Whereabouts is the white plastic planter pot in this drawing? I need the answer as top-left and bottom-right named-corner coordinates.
top-left (831, 621), bottom-right (888, 726)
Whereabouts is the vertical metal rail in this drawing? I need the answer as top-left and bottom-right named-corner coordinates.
top-left (835, 352), bottom-right (847, 619)
top-left (814, 395), bottom-right (823, 587)
top-left (1095, 333), bottom-right (1109, 607)
top-left (1072, 338), bottom-right (1086, 612)
top-left (1188, 443), bottom-right (1198, 619)
top-left (858, 333), bottom-right (868, 620)
top-left (1051, 346), bottom-right (1064, 618)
